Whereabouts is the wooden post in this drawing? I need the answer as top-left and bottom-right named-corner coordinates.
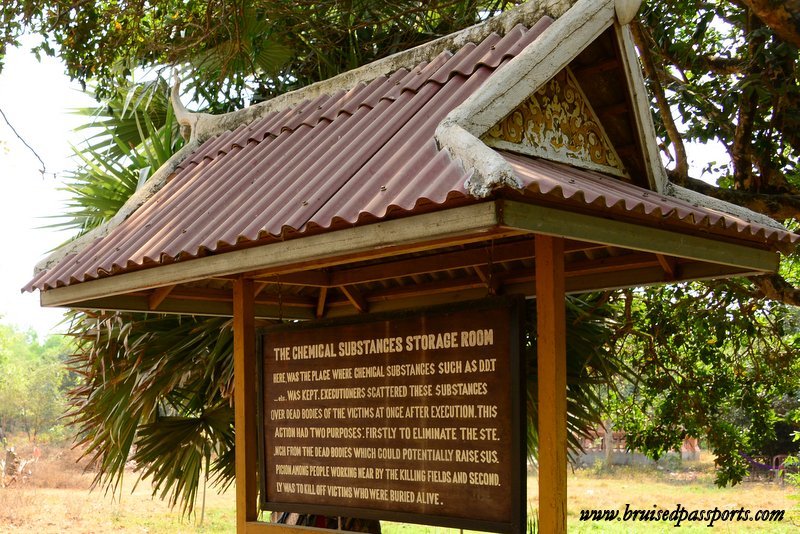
top-left (234, 277), bottom-right (258, 532)
top-left (535, 234), bottom-right (567, 533)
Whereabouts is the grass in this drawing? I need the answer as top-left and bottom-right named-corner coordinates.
top-left (0, 446), bottom-right (797, 533)
top-left (558, 460), bottom-right (800, 533)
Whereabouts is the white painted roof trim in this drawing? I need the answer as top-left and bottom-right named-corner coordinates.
top-left (667, 183), bottom-right (787, 231)
top-left (436, 0), bottom-right (623, 197)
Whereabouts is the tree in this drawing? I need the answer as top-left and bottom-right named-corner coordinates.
top-left (0, 1), bottom-right (518, 108)
top-left (606, 283), bottom-right (800, 485)
top-left (3, 0), bottom-right (800, 513)
top-left (0, 322), bottom-right (73, 441)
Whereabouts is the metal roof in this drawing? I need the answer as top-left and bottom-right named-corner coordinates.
top-left (502, 152), bottom-right (797, 246)
top-left (25, 17), bottom-right (796, 294)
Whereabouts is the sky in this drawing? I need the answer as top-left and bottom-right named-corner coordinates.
top-left (0, 37), bottom-right (95, 338)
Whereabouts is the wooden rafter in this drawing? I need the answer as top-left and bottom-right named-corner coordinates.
top-left (562, 252), bottom-right (659, 277)
top-left (148, 285), bottom-right (175, 310)
top-left (474, 265), bottom-right (500, 295)
top-left (251, 239), bottom-right (605, 289)
top-left (254, 271), bottom-right (331, 287)
top-left (135, 252), bottom-right (740, 315)
top-left (656, 254), bottom-right (678, 278)
top-left (573, 57), bottom-right (619, 76)
top-left (154, 286), bottom-right (317, 308)
top-left (253, 281), bottom-right (269, 297)
top-left (594, 102), bottom-right (629, 116)
top-left (340, 285), bottom-right (368, 313)
top-left (316, 287), bottom-right (328, 318)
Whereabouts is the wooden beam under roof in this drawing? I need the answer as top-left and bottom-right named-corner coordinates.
top-left (594, 102), bottom-right (629, 116)
top-left (657, 254), bottom-right (678, 279)
top-left (156, 286), bottom-right (317, 308)
top-left (340, 285), bottom-right (368, 313)
top-left (148, 284), bottom-right (175, 310)
top-left (252, 238), bottom-right (605, 288)
top-left (62, 259), bottom-right (758, 321)
top-left (41, 200), bottom-right (780, 309)
top-left (501, 200), bottom-right (779, 272)
top-left (41, 202), bottom-right (508, 307)
top-left (573, 57), bottom-right (619, 76)
top-left (315, 287), bottom-right (328, 318)
top-left (474, 265), bottom-right (500, 295)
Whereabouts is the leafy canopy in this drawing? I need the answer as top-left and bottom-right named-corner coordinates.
top-left (0, 1), bottom-right (516, 109)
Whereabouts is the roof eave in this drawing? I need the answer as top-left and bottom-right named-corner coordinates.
top-left (30, 0), bottom-right (578, 285)
top-left (37, 199), bottom-right (781, 308)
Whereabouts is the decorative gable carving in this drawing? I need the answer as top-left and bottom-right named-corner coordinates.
top-left (483, 68), bottom-right (628, 178)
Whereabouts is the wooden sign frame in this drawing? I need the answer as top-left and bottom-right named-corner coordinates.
top-left (256, 297), bottom-right (526, 532)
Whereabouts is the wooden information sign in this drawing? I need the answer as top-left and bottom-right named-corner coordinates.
top-left (258, 299), bottom-right (524, 532)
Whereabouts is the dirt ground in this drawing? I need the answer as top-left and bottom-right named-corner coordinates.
top-left (0, 441), bottom-right (234, 533)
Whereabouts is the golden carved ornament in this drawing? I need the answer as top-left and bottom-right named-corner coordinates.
top-left (485, 68), bottom-right (626, 176)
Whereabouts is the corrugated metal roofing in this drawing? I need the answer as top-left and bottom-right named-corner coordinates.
top-left (502, 152), bottom-right (798, 245)
top-left (25, 16), bottom-right (797, 293)
top-left (27, 20), bottom-right (551, 292)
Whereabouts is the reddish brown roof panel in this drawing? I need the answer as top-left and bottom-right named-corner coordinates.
top-left (25, 16), bottom-right (796, 293)
top-left (28, 20), bottom-right (553, 291)
top-left (502, 152), bottom-right (797, 246)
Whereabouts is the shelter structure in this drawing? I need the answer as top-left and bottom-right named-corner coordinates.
top-left (25, 0), bottom-right (797, 532)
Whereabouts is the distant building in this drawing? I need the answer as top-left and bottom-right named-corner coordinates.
top-left (574, 426), bottom-right (701, 466)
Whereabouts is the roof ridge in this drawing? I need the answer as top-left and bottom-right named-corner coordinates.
top-left (173, 0), bottom-right (574, 144)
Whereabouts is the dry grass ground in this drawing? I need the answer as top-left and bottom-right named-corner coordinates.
top-left (0, 441), bottom-right (235, 533)
top-left (551, 459), bottom-right (800, 533)
top-left (0, 446), bottom-right (797, 533)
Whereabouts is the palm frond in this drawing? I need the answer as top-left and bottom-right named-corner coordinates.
top-left (525, 294), bottom-right (629, 460)
top-left (48, 85), bottom-right (183, 239)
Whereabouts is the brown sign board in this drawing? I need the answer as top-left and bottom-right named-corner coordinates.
top-left (258, 298), bottom-right (525, 532)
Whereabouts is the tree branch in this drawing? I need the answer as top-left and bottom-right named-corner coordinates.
top-left (731, 82), bottom-right (757, 189)
top-left (749, 273), bottom-right (800, 307)
top-left (680, 175), bottom-right (800, 221)
top-left (0, 106), bottom-right (47, 176)
top-left (740, 0), bottom-right (800, 48)
top-left (701, 55), bottom-right (746, 75)
top-left (630, 21), bottom-right (689, 185)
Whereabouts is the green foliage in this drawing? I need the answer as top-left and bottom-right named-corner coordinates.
top-left (0, 1), bottom-right (515, 110)
top-left (525, 294), bottom-right (628, 459)
top-left (639, 0), bottom-right (799, 190)
top-left (606, 283), bottom-right (800, 486)
top-left (67, 312), bottom-right (235, 512)
top-left (49, 79), bottom-right (183, 237)
top-left (0, 322), bottom-right (75, 441)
